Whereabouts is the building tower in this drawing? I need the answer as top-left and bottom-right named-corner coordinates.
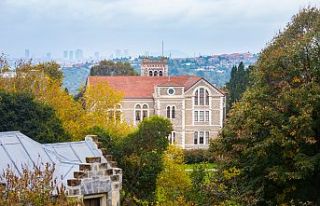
top-left (140, 57), bottom-right (168, 77)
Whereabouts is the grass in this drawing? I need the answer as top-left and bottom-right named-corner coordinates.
top-left (184, 162), bottom-right (218, 171)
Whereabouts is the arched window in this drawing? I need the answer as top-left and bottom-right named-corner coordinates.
top-left (166, 106), bottom-right (171, 118)
top-left (135, 104), bottom-right (141, 122)
top-left (205, 90), bottom-right (209, 105)
top-left (171, 106), bottom-right (175, 119)
top-left (194, 90), bottom-right (199, 105)
top-left (159, 71), bottom-right (163, 76)
top-left (199, 88), bottom-right (205, 105)
top-left (142, 104), bottom-right (148, 119)
top-left (108, 104), bottom-right (122, 121)
top-left (194, 88), bottom-right (210, 106)
top-left (166, 105), bottom-right (176, 119)
top-left (149, 70), bottom-right (153, 76)
top-left (154, 71), bottom-right (158, 76)
top-left (135, 104), bottom-right (148, 124)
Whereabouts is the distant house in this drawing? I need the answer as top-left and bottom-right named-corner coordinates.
top-left (0, 131), bottom-right (122, 206)
top-left (87, 73), bottom-right (226, 149)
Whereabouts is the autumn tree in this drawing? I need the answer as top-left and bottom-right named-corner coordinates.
top-left (0, 164), bottom-right (81, 206)
top-left (211, 7), bottom-right (320, 205)
top-left (90, 60), bottom-right (137, 76)
top-left (156, 145), bottom-right (192, 205)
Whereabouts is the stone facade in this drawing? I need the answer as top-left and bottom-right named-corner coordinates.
top-left (0, 131), bottom-right (122, 206)
top-left (140, 57), bottom-right (168, 77)
top-left (122, 79), bottom-right (225, 149)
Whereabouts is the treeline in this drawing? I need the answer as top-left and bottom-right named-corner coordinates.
top-left (90, 60), bottom-right (138, 76)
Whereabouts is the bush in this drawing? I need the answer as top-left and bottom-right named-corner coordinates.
top-left (184, 149), bottom-right (213, 164)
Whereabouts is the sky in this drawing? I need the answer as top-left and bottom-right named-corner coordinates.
top-left (0, 0), bottom-right (319, 58)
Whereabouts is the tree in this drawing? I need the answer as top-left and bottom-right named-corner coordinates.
top-left (211, 7), bottom-right (320, 205)
top-left (0, 91), bottom-right (69, 143)
top-left (110, 116), bottom-right (172, 204)
top-left (225, 62), bottom-right (251, 111)
top-left (90, 60), bottom-right (137, 76)
top-left (0, 164), bottom-right (80, 206)
top-left (156, 145), bottom-right (192, 205)
top-left (0, 62), bottom-right (132, 141)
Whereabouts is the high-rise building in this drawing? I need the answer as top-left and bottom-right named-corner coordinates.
top-left (75, 49), bottom-right (83, 60)
top-left (63, 50), bottom-right (68, 59)
top-left (69, 51), bottom-right (74, 60)
top-left (24, 49), bottom-right (30, 59)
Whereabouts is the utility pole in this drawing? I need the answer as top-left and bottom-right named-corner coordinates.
top-left (161, 40), bottom-right (164, 57)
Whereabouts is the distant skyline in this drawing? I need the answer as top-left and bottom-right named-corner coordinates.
top-left (1, 0), bottom-right (319, 58)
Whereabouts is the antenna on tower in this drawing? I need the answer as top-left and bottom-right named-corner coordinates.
top-left (161, 40), bottom-right (164, 57)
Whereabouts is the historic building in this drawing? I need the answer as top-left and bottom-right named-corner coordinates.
top-left (140, 57), bottom-right (168, 77)
top-left (87, 71), bottom-right (226, 149)
top-left (0, 131), bottom-right (122, 206)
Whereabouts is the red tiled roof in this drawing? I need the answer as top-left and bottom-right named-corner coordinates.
top-left (87, 76), bottom-right (202, 98)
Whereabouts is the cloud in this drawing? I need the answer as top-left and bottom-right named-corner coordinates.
top-left (0, 0), bottom-right (319, 56)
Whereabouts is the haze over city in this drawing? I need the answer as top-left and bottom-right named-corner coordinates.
top-left (1, 0), bottom-right (319, 58)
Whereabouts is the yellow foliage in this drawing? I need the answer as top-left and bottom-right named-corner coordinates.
top-left (0, 64), bottom-right (132, 140)
top-left (156, 145), bottom-right (192, 204)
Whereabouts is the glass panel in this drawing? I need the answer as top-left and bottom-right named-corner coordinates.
top-left (194, 90), bottom-right (198, 105)
top-left (108, 111), bottom-right (114, 120)
top-left (199, 111), bottom-right (204, 122)
top-left (154, 71), bottom-right (158, 76)
top-left (115, 111), bottom-right (121, 121)
top-left (142, 110), bottom-right (148, 119)
top-left (200, 88), bottom-right (204, 105)
top-left (135, 110), bottom-right (141, 121)
top-left (194, 132), bottom-right (198, 144)
top-left (206, 131), bottom-right (210, 144)
top-left (159, 71), bottom-right (163, 76)
top-left (149, 71), bottom-right (153, 76)
top-left (205, 111), bottom-right (209, 122)
top-left (172, 132), bottom-right (176, 143)
top-left (194, 111), bottom-right (198, 122)
top-left (143, 104), bottom-right (148, 109)
top-left (171, 106), bottom-right (175, 119)
top-left (135, 104), bottom-right (141, 109)
top-left (205, 90), bottom-right (209, 105)
top-left (199, 131), bottom-right (204, 144)
top-left (167, 106), bottom-right (171, 118)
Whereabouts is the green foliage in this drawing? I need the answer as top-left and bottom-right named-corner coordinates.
top-left (109, 116), bottom-right (172, 205)
top-left (225, 62), bottom-right (251, 111)
top-left (212, 7), bottom-right (320, 205)
top-left (0, 91), bottom-right (70, 143)
top-left (90, 60), bottom-right (137, 76)
top-left (156, 146), bottom-right (192, 205)
top-left (184, 149), bottom-right (214, 164)
top-left (17, 61), bottom-right (63, 84)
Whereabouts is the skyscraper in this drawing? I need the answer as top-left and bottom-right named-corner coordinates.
top-left (25, 49), bottom-right (30, 59)
top-left (75, 49), bottom-right (83, 60)
top-left (63, 50), bottom-right (68, 59)
top-left (69, 51), bottom-right (74, 60)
